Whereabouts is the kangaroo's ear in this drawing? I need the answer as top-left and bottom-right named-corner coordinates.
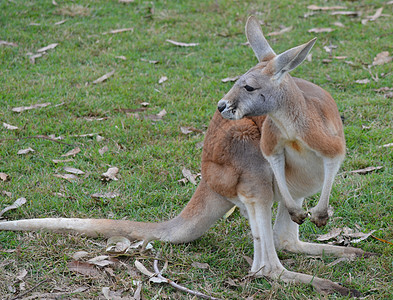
top-left (245, 16), bottom-right (276, 62)
top-left (272, 38), bottom-right (316, 82)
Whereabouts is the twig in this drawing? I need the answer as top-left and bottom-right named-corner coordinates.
top-left (153, 258), bottom-right (220, 300)
top-left (11, 278), bottom-right (50, 300)
top-left (0, 135), bottom-right (75, 147)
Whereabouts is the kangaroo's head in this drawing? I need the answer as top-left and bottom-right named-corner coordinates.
top-left (218, 16), bottom-right (316, 120)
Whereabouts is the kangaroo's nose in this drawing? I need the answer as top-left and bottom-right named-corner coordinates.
top-left (217, 100), bottom-right (227, 113)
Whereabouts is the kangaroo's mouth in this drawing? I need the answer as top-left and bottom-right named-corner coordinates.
top-left (217, 99), bottom-right (243, 120)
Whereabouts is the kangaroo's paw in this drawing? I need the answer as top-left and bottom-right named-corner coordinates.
top-left (308, 208), bottom-right (329, 227)
top-left (288, 208), bottom-right (308, 225)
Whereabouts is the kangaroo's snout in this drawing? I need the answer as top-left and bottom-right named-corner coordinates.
top-left (217, 99), bottom-right (227, 113)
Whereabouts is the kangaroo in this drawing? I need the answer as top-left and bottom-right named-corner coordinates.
top-left (0, 16), bottom-right (371, 296)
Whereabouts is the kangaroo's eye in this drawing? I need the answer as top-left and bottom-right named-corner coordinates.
top-left (244, 85), bottom-right (256, 92)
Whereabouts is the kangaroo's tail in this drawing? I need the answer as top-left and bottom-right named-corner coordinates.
top-left (0, 179), bottom-right (233, 244)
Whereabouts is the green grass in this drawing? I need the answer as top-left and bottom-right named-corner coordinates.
top-left (1, 0), bottom-right (392, 298)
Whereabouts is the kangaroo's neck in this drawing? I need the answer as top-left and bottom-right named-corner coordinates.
top-left (268, 77), bottom-right (307, 140)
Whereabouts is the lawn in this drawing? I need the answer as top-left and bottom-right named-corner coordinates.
top-left (0, 0), bottom-right (392, 299)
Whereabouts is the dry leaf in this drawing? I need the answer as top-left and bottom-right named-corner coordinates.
top-left (0, 173), bottom-right (10, 181)
top-left (140, 102), bottom-right (150, 107)
top-left (96, 135), bottom-right (105, 142)
top-left (267, 26), bottom-right (293, 37)
top-left (134, 260), bottom-right (155, 277)
top-left (3, 122), bottom-right (18, 130)
top-left (119, 0), bottom-right (135, 2)
top-left (28, 52), bottom-right (45, 64)
top-left (1, 190), bottom-right (12, 197)
top-left (158, 76), bottom-right (168, 84)
top-left (369, 7), bottom-right (383, 21)
top-left (333, 22), bottom-right (345, 27)
top-left (140, 58), bottom-right (159, 64)
top-left (166, 39), bottom-right (199, 47)
top-left (0, 197), bottom-right (27, 218)
top-left (307, 5), bottom-right (346, 11)
top-left (106, 236), bottom-right (131, 254)
top-left (380, 142), bottom-right (393, 148)
top-left (334, 56), bottom-right (347, 60)
top-left (17, 147), bottom-right (35, 155)
top-left (115, 56), bottom-right (126, 60)
top-left (92, 70), bottom-right (115, 84)
top-left (180, 126), bottom-right (203, 135)
top-left (72, 251), bottom-right (89, 261)
top-left (61, 147), bottom-right (81, 157)
top-left (68, 260), bottom-right (100, 277)
top-left (12, 102), bottom-right (51, 113)
top-left (317, 228), bottom-right (342, 241)
top-left (221, 76), bottom-right (240, 83)
top-left (16, 269), bottom-right (28, 281)
top-left (181, 168), bottom-right (197, 185)
top-left (52, 159), bottom-right (74, 163)
top-left (88, 255), bottom-right (114, 267)
top-left (64, 167), bottom-right (85, 175)
top-left (99, 146), bottom-right (109, 155)
top-left (54, 19), bottom-right (67, 25)
top-left (52, 0), bottom-right (58, 5)
top-left (37, 43), bottom-right (58, 53)
top-left (330, 11), bottom-right (359, 16)
top-left (91, 192), bottom-right (119, 199)
top-left (102, 287), bottom-right (127, 300)
top-left (308, 28), bottom-right (334, 33)
top-left (103, 28), bottom-right (133, 34)
top-left (350, 230), bottom-right (377, 244)
top-left (0, 40), bottom-right (17, 47)
top-left (355, 79), bottom-right (370, 84)
top-left (243, 255), bottom-right (253, 267)
top-left (53, 174), bottom-right (78, 182)
top-left (349, 166), bottom-right (383, 174)
top-left (101, 167), bottom-right (119, 181)
top-left (372, 51), bottom-right (392, 66)
top-left (191, 262), bottom-right (209, 269)
top-left (223, 206), bottom-right (237, 219)
top-left (145, 109), bottom-right (167, 121)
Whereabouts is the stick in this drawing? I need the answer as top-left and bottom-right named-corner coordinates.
top-left (11, 278), bottom-right (50, 300)
top-left (153, 258), bottom-right (220, 300)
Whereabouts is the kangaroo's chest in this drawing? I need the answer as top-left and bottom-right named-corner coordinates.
top-left (282, 139), bottom-right (324, 199)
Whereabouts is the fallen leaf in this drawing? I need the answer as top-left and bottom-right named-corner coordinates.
top-left (380, 143), bottom-right (393, 148)
top-left (144, 109), bottom-right (167, 121)
top-left (355, 79), bottom-right (370, 84)
top-left (330, 11), bottom-right (359, 16)
top-left (369, 7), bottom-right (383, 21)
top-left (243, 255), bottom-right (253, 267)
top-left (102, 287), bottom-right (126, 300)
top-left (223, 206), bottom-right (237, 219)
top-left (221, 76), bottom-right (240, 83)
top-left (158, 76), bottom-right (168, 84)
top-left (37, 43), bottom-right (58, 53)
top-left (134, 260), bottom-right (155, 277)
top-left (115, 55), bottom-right (126, 60)
top-left (374, 87), bottom-right (393, 92)
top-left (28, 52), bottom-right (45, 64)
top-left (68, 260), bottom-right (100, 277)
top-left (54, 19), bottom-right (67, 25)
top-left (140, 58), bottom-right (159, 64)
top-left (61, 147), bottom-right (81, 157)
top-left (308, 28), bottom-right (334, 33)
top-left (0, 173), bottom-right (10, 181)
top-left (317, 228), bottom-right (342, 241)
top-left (129, 240), bottom-right (153, 250)
top-left (99, 146), bottom-right (109, 155)
top-left (96, 135), bottom-right (105, 142)
top-left (52, 159), bottom-right (74, 163)
top-left (92, 70), bottom-right (115, 84)
top-left (16, 269), bottom-right (28, 281)
top-left (191, 262), bottom-right (209, 269)
top-left (3, 122), bottom-right (18, 130)
top-left (349, 166), bottom-right (383, 174)
top-left (180, 126), bottom-right (203, 135)
top-left (267, 26), bottom-right (293, 37)
top-left (103, 28), bottom-right (133, 34)
top-left (101, 167), bottom-right (119, 181)
top-left (0, 197), bottom-right (27, 218)
top-left (106, 236), bottom-right (131, 254)
top-left (52, 0), bottom-right (58, 5)
top-left (181, 168), bottom-right (197, 185)
top-left (323, 45), bottom-right (337, 54)
top-left (334, 56), bottom-right (347, 60)
top-left (307, 5), bottom-right (346, 10)
top-left (119, 0), bottom-right (135, 2)
top-left (140, 102), bottom-right (150, 107)
top-left (350, 230), bottom-right (377, 244)
top-left (1, 190), bottom-right (12, 197)
top-left (166, 39), bottom-right (199, 47)
top-left (333, 22), bottom-right (345, 27)
top-left (91, 192), bottom-right (119, 199)
top-left (64, 167), bottom-right (85, 175)
top-left (372, 51), bottom-right (392, 66)
top-left (12, 102), bottom-right (51, 113)
top-left (53, 174), bottom-right (78, 182)
top-left (88, 255), bottom-right (114, 267)
top-left (0, 40), bottom-right (17, 47)
top-left (72, 251), bottom-right (90, 261)
top-left (17, 147), bottom-right (35, 155)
